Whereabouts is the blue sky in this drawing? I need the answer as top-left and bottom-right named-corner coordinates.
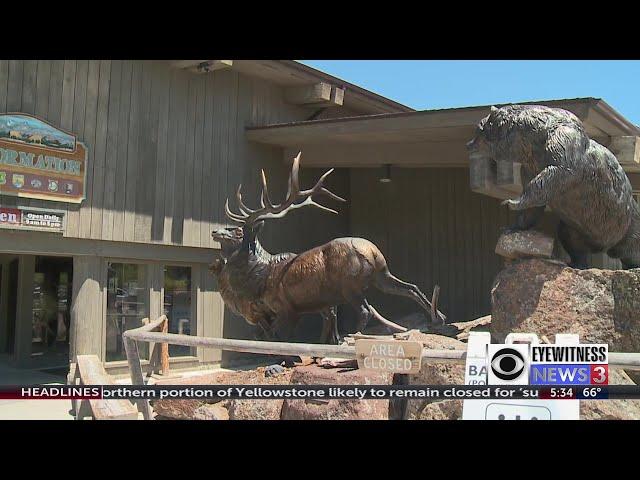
top-left (300, 61), bottom-right (640, 126)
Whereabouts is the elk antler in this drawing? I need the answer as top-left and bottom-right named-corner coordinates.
top-left (225, 152), bottom-right (346, 226)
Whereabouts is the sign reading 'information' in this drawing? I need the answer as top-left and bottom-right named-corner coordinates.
top-left (0, 114), bottom-right (87, 204)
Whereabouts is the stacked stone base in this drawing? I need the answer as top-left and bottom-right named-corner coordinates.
top-left (489, 230), bottom-right (640, 420)
top-left (151, 331), bottom-right (469, 421)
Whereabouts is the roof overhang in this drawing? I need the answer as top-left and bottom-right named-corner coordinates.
top-left (246, 98), bottom-right (640, 169)
top-left (169, 60), bottom-right (412, 115)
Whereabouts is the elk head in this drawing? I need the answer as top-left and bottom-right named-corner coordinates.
top-left (211, 225), bottom-right (245, 259)
top-left (212, 152), bottom-right (346, 259)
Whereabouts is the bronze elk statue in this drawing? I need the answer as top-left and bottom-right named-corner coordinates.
top-left (210, 153), bottom-right (446, 344)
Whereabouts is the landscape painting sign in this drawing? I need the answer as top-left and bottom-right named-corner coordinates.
top-left (0, 113), bottom-right (87, 204)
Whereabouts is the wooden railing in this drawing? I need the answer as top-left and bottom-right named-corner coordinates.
top-left (123, 316), bottom-right (640, 420)
top-left (140, 316), bottom-right (169, 375)
top-left (122, 315), bottom-right (168, 419)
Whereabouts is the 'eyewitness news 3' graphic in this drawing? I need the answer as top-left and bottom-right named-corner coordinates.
top-left (462, 332), bottom-right (609, 420)
top-left (488, 343), bottom-right (609, 386)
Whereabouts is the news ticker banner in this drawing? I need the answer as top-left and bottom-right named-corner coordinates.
top-left (1, 384), bottom-right (639, 401)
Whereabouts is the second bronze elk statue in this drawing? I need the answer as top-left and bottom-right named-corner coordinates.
top-left (211, 153), bottom-right (445, 344)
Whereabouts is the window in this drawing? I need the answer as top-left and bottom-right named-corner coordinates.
top-left (106, 263), bottom-right (149, 362)
top-left (163, 266), bottom-right (194, 357)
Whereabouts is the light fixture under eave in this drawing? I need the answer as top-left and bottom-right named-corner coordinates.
top-left (379, 164), bottom-right (392, 183)
top-left (197, 61), bottom-right (213, 73)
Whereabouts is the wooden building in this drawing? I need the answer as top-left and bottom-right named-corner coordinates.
top-left (0, 60), bottom-right (638, 376)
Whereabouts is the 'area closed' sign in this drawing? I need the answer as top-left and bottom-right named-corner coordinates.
top-left (355, 339), bottom-right (422, 374)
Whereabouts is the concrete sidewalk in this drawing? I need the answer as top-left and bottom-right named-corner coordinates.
top-left (0, 363), bottom-right (73, 420)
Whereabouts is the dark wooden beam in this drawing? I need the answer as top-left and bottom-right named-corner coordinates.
top-left (284, 82), bottom-right (344, 108)
top-left (469, 157), bottom-right (522, 200)
top-left (610, 136), bottom-right (640, 172)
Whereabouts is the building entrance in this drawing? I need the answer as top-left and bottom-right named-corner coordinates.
top-left (1, 258), bottom-right (18, 355)
top-left (1, 254), bottom-right (73, 371)
top-left (31, 256), bottom-right (73, 371)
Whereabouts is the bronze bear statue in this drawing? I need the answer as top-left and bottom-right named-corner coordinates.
top-left (467, 104), bottom-right (640, 269)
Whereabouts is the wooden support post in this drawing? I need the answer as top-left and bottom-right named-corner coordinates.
top-left (71, 256), bottom-right (104, 361)
top-left (144, 316), bottom-right (169, 377)
top-left (143, 318), bottom-right (160, 378)
top-left (14, 255), bottom-right (35, 365)
top-left (123, 336), bottom-right (153, 420)
top-left (160, 317), bottom-right (169, 374)
top-left (199, 265), bottom-right (223, 364)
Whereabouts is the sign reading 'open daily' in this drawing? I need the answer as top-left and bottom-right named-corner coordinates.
top-left (0, 207), bottom-right (64, 232)
top-left (0, 114), bottom-right (87, 204)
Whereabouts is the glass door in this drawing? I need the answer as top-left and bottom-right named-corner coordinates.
top-left (31, 256), bottom-right (73, 369)
top-left (106, 262), bottom-right (149, 362)
top-left (163, 266), bottom-right (194, 357)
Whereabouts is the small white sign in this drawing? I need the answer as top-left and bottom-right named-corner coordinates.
top-left (485, 403), bottom-right (552, 420)
top-left (22, 211), bottom-right (64, 230)
top-left (462, 332), bottom-right (580, 420)
top-left (463, 331), bottom-right (489, 386)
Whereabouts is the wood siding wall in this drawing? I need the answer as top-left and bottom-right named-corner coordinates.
top-left (0, 60), bottom-right (352, 366)
top-left (0, 60), bottom-right (350, 251)
top-left (349, 167), bottom-right (625, 325)
top-left (350, 168), bottom-right (509, 324)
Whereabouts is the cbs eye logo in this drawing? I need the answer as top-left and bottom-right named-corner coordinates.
top-left (490, 348), bottom-right (526, 381)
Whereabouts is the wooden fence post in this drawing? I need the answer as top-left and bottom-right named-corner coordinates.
top-left (123, 335), bottom-right (153, 420)
top-left (161, 316), bottom-right (169, 374)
